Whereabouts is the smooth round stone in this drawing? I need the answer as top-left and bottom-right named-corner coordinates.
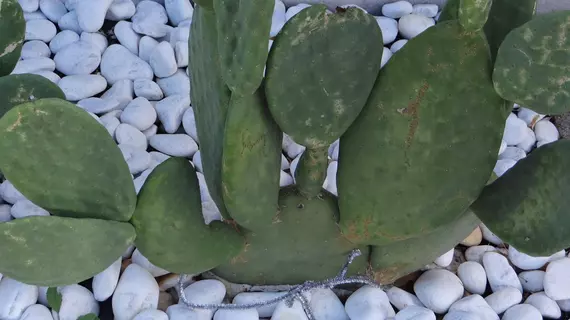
top-left (457, 261), bottom-right (487, 295)
top-left (498, 147), bottom-right (526, 161)
top-left (280, 170), bottom-right (294, 187)
top-left (139, 36), bottom-right (159, 63)
top-left (434, 248), bottom-right (454, 267)
top-left (508, 246), bottom-right (563, 271)
top-left (233, 292), bottom-right (287, 318)
top-left (149, 134), bottom-right (197, 157)
top-left (33, 71), bottom-right (61, 84)
top-left (54, 40), bottom-right (101, 75)
top-left (76, 0), bottom-right (113, 32)
top-left (132, 20), bottom-right (171, 38)
top-left (0, 180), bottom-right (26, 204)
top-left (81, 32), bottom-right (108, 54)
top-left (557, 299), bottom-right (570, 312)
top-left (101, 79), bottom-right (134, 109)
top-left (132, 0), bottom-right (168, 25)
top-left (484, 287), bottom-right (522, 314)
top-left (115, 123), bottom-right (148, 151)
top-left (133, 309), bottom-right (168, 320)
top-left (394, 305), bottom-right (435, 320)
top-left (24, 10), bottom-right (47, 20)
top-left (131, 249), bottom-right (169, 277)
top-left (449, 295), bottom-right (498, 320)
top-left (92, 258), bottom-right (121, 302)
top-left (534, 120), bottom-right (559, 146)
top-left (11, 199), bottom-right (49, 218)
top-left (37, 287), bottom-right (48, 306)
top-left (58, 285), bottom-right (99, 320)
top-left (308, 288), bottom-right (348, 320)
top-left (390, 39), bottom-right (408, 53)
top-left (182, 107), bottom-right (198, 143)
top-left (285, 3), bottom-right (311, 21)
top-left (149, 41), bottom-right (178, 78)
top-left (119, 145), bottom-right (152, 174)
top-left (345, 285), bottom-right (395, 319)
top-left (156, 69), bottom-right (189, 97)
top-left (272, 300), bottom-right (309, 320)
top-left (142, 125), bottom-right (158, 138)
top-left (164, 0), bottom-right (192, 26)
top-left (20, 0), bottom-right (40, 12)
top-left (482, 252), bottom-right (522, 293)
top-left (413, 269), bottom-right (464, 314)
top-left (517, 107), bottom-right (544, 127)
top-left (155, 94), bottom-right (190, 133)
top-left (113, 264), bottom-right (159, 320)
top-left (101, 45), bottom-right (153, 85)
top-left (375, 16), bottom-right (398, 44)
top-left (213, 309), bottom-right (259, 320)
top-left (493, 159), bottom-right (516, 177)
top-left (20, 40), bottom-right (51, 59)
top-left (544, 258), bottom-right (570, 300)
top-left (49, 30), bottom-right (79, 54)
top-left (461, 227), bottom-right (483, 246)
top-left (77, 97), bottom-right (120, 114)
top-left (0, 278), bottom-right (38, 320)
top-left (519, 271), bottom-right (545, 293)
top-left (517, 126), bottom-right (537, 152)
top-left (39, 0), bottom-right (68, 23)
top-left (479, 224), bottom-right (503, 246)
top-left (502, 304), bottom-right (542, 320)
top-left (58, 11), bottom-right (82, 34)
top-left (412, 4), bottom-right (439, 17)
top-left (166, 305), bottom-right (204, 320)
top-left (503, 113), bottom-right (528, 146)
top-left (134, 79), bottom-right (164, 100)
top-left (442, 311), bottom-right (481, 320)
top-left (20, 304), bottom-right (52, 320)
top-left (525, 292), bottom-right (561, 318)
top-left (183, 280), bottom-right (226, 319)
top-left (11, 57), bottom-right (55, 74)
top-left (398, 14), bottom-right (434, 39)
top-left (169, 26), bottom-right (189, 46)
top-left (25, 19), bottom-right (57, 42)
top-left (64, 0), bottom-right (80, 11)
top-left (382, 0), bottom-right (413, 18)
top-left (381, 47), bottom-right (392, 68)
top-left (0, 205), bottom-right (12, 222)
top-left (174, 41), bottom-right (188, 68)
top-left (106, 0), bottom-right (136, 20)
top-left (114, 21), bottom-right (141, 55)
top-left (271, 0), bottom-right (286, 37)
top-left (192, 150), bottom-right (202, 173)
top-left (121, 97), bottom-right (157, 131)
top-left (58, 74), bottom-right (107, 101)
top-left (387, 287), bottom-right (424, 311)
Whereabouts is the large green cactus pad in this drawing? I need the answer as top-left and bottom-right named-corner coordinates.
top-left (265, 6), bottom-right (383, 149)
top-left (222, 91), bottom-right (282, 230)
top-left (338, 22), bottom-right (506, 246)
top-left (439, 0), bottom-right (460, 22)
top-left (493, 11), bottom-right (570, 115)
top-left (483, 0), bottom-right (536, 62)
top-left (471, 140), bottom-right (570, 256)
top-left (0, 0), bottom-right (25, 76)
top-left (131, 158), bottom-right (244, 274)
top-left (189, 6), bottom-right (231, 219)
top-left (194, 0), bottom-right (213, 10)
top-left (458, 0), bottom-right (493, 32)
top-left (213, 187), bottom-right (368, 285)
top-left (372, 210), bottom-right (479, 284)
top-left (0, 216), bottom-right (135, 286)
top-left (0, 74), bottom-right (65, 118)
top-left (0, 98), bottom-right (136, 221)
top-left (214, 0), bottom-right (273, 95)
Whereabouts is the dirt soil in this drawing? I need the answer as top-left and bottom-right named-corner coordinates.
top-left (554, 113), bottom-right (570, 140)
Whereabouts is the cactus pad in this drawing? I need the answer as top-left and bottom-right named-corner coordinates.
top-left (471, 140), bottom-right (570, 256)
top-left (131, 158), bottom-right (245, 274)
top-left (194, 0), bottom-right (213, 10)
top-left (338, 21), bottom-right (506, 246)
top-left (0, 216), bottom-right (135, 286)
top-left (458, 0), bottom-right (493, 31)
top-left (0, 74), bottom-right (65, 117)
top-left (294, 146), bottom-right (329, 198)
top-left (0, 98), bottom-right (136, 221)
top-left (439, 0), bottom-right (460, 22)
top-left (0, 0), bottom-right (25, 76)
top-left (265, 6), bottom-right (383, 149)
top-left (221, 91), bottom-right (282, 230)
top-left (214, 0), bottom-right (273, 95)
top-left (189, 6), bottom-right (231, 219)
top-left (213, 187), bottom-right (369, 285)
top-left (493, 11), bottom-right (570, 115)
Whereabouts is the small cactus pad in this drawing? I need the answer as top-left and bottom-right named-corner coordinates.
top-left (265, 6), bottom-right (383, 149)
top-left (371, 210), bottom-right (479, 284)
top-left (213, 187), bottom-right (368, 285)
top-left (131, 158), bottom-right (245, 274)
top-left (471, 140), bottom-right (570, 256)
top-left (189, 6), bottom-right (231, 219)
top-left (0, 98), bottom-right (136, 221)
top-left (458, 0), bottom-right (493, 31)
top-left (338, 22), bottom-right (506, 246)
top-left (439, 0), bottom-right (460, 21)
top-left (0, 0), bottom-right (25, 76)
top-left (294, 146), bottom-right (328, 198)
top-left (0, 216), bottom-right (135, 286)
top-left (493, 11), bottom-right (570, 115)
top-left (0, 74), bottom-right (65, 117)
top-left (221, 91), bottom-right (282, 230)
top-left (483, 0), bottom-right (536, 62)
top-left (214, 0), bottom-right (273, 95)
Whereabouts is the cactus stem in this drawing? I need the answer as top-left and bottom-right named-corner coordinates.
top-left (295, 146), bottom-right (328, 198)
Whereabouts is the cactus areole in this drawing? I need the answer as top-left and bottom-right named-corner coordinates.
top-left (2, 0), bottom-right (570, 287)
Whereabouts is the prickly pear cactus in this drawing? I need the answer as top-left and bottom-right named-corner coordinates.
top-left (458, 0), bottom-right (493, 31)
top-left (0, 0), bottom-right (25, 76)
top-left (0, 74), bottom-right (66, 117)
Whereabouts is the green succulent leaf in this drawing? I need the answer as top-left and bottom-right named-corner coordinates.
top-left (47, 287), bottom-right (62, 312)
top-left (0, 74), bottom-right (65, 118)
top-left (459, 0), bottom-right (493, 32)
top-left (0, 0), bottom-right (25, 76)
top-left (438, 0), bottom-right (460, 21)
top-left (78, 314), bottom-right (100, 320)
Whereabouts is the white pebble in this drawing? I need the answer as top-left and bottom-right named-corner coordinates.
top-left (149, 41), bottom-right (177, 78)
top-left (57, 284), bottom-right (99, 320)
top-left (381, 47), bottom-right (392, 68)
top-left (457, 261), bottom-right (487, 295)
top-left (516, 126), bottom-right (537, 152)
top-left (482, 252), bottom-right (522, 293)
top-left (308, 288), bottom-right (348, 320)
top-left (24, 10), bottom-right (47, 20)
top-left (134, 79), bottom-right (164, 100)
top-left (101, 45), bottom-right (154, 85)
top-left (376, 16), bottom-right (398, 44)
top-left (133, 309), bottom-right (168, 320)
top-left (498, 147), bottom-right (526, 161)
top-left (502, 304), bottom-right (542, 320)
top-left (182, 107), bottom-right (198, 143)
top-left (519, 271), bottom-right (545, 293)
top-left (183, 280), bottom-right (226, 319)
top-left (49, 30), bottom-right (79, 54)
top-left (20, 40), bottom-right (51, 59)
top-left (32, 71), bottom-right (61, 84)
top-left (285, 3), bottom-right (311, 21)
top-left (80, 32), bottom-right (108, 54)
top-left (77, 97), bottom-right (120, 114)
top-left (58, 11), bottom-right (82, 34)
top-left (414, 269), bottom-right (464, 314)
top-left (395, 305), bottom-right (435, 320)
top-left (345, 285), bottom-right (395, 319)
top-left (280, 170), bottom-right (294, 187)
top-left (509, 246), bottom-right (564, 271)
top-left (25, 19), bottom-right (57, 42)
top-left (214, 309), bottom-right (258, 320)
top-left (290, 154), bottom-right (301, 181)
top-left (382, 0), bottom-right (413, 18)
top-left (0, 205), bottom-right (12, 222)
top-left (92, 258), bottom-right (121, 302)
top-left (133, 20), bottom-right (171, 38)
top-left (233, 292), bottom-right (286, 318)
top-left (525, 291), bottom-right (561, 319)
top-left (412, 4), bottom-right (439, 17)
top-left (114, 21), bottom-right (141, 55)
top-left (64, 0), bottom-right (79, 11)
top-left (139, 36), bottom-right (159, 63)
top-left (101, 79), bottom-right (134, 109)
top-left (132, 0), bottom-right (168, 25)
top-left (168, 26), bottom-right (189, 46)
top-left (434, 248), bottom-right (454, 267)
top-left (323, 161), bottom-right (338, 195)
top-left (115, 123), bottom-right (148, 151)
top-left (142, 125), bottom-right (158, 138)
top-left (131, 248), bottom-right (169, 277)
top-left (281, 153), bottom-right (290, 170)
top-left (545, 257), bottom-right (570, 300)
top-left (0, 278), bottom-right (38, 320)
top-left (449, 295), bottom-right (498, 320)
top-left (39, 0), bottom-right (68, 23)
top-left (11, 57), bottom-right (55, 74)
top-left (76, 0), bottom-right (113, 32)
top-left (121, 97), bottom-right (157, 131)
top-left (166, 304), bottom-right (204, 320)
top-left (398, 14), bottom-right (435, 39)
top-left (113, 264), bottom-right (159, 320)
top-left (503, 113), bottom-right (528, 146)
top-left (271, 0), bottom-right (286, 37)
top-left (119, 144), bottom-right (152, 174)
top-left (272, 300), bottom-right (308, 320)
top-left (517, 107), bottom-right (545, 128)
top-left (0, 180), bottom-right (26, 204)
top-left (557, 299), bottom-right (570, 312)
top-left (58, 74), bottom-right (107, 101)
top-left (174, 41), bottom-right (188, 68)
top-left (283, 134), bottom-right (305, 159)
top-left (480, 224), bottom-right (503, 246)
top-left (156, 69), bottom-right (189, 97)
top-left (19, 0), bottom-right (40, 12)
top-left (54, 40), bottom-right (101, 75)
top-left (106, 0), bottom-right (136, 21)
top-left (387, 287), bottom-right (424, 311)
top-left (192, 150), bottom-right (202, 172)
top-left (443, 310), bottom-right (480, 320)
top-left (19, 304), bottom-right (52, 320)
top-left (149, 134), bottom-right (197, 157)
top-left (484, 287), bottom-right (522, 314)
top-left (11, 199), bottom-right (49, 218)
top-left (155, 94), bottom-right (190, 133)
top-left (534, 119), bottom-right (559, 147)
top-left (164, 0), bottom-right (192, 26)
top-left (390, 39), bottom-right (408, 53)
